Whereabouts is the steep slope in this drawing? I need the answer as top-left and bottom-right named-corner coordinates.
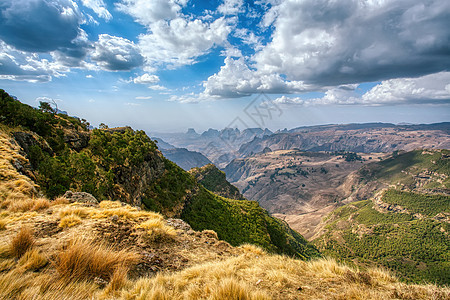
top-left (313, 149), bottom-right (450, 285)
top-left (224, 149), bottom-right (389, 238)
top-left (0, 89), bottom-right (318, 259)
top-left (189, 164), bottom-right (245, 200)
top-left (1, 138), bottom-right (449, 299)
top-left (160, 147), bottom-right (212, 171)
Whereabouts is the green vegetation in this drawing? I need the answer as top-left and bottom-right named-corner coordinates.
top-left (316, 198), bottom-right (449, 285)
top-left (382, 189), bottom-right (450, 217)
top-left (317, 150), bottom-right (450, 285)
top-left (182, 186), bottom-right (319, 259)
top-left (360, 149), bottom-right (450, 189)
top-left (189, 164), bottom-right (245, 200)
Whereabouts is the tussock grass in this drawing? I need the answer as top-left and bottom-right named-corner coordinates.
top-left (210, 278), bottom-right (271, 300)
top-left (32, 198), bottom-right (50, 211)
top-left (54, 239), bottom-right (140, 282)
top-left (59, 207), bottom-right (91, 219)
top-left (94, 202), bottom-right (162, 220)
top-left (6, 198), bottom-right (34, 212)
top-left (0, 218), bottom-right (6, 230)
top-left (239, 244), bottom-right (267, 256)
top-left (10, 226), bottom-right (34, 259)
top-left (51, 197), bottom-right (70, 206)
top-left (59, 214), bottom-right (82, 228)
top-left (135, 218), bottom-right (177, 242)
top-left (18, 248), bottom-right (48, 271)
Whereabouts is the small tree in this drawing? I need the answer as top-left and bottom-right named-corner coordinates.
top-left (39, 101), bottom-right (55, 114)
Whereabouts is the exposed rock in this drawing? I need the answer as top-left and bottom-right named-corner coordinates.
top-left (63, 130), bottom-right (90, 151)
top-left (63, 190), bottom-right (98, 204)
top-left (12, 131), bottom-right (53, 155)
top-left (166, 218), bottom-right (192, 231)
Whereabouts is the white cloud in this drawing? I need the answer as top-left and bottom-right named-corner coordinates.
top-left (218, 0), bottom-right (244, 15)
top-left (254, 0), bottom-right (450, 85)
top-left (148, 85), bottom-right (167, 90)
top-left (0, 41), bottom-right (68, 82)
top-left (138, 17), bottom-right (233, 67)
top-left (91, 34), bottom-right (144, 71)
top-left (202, 56), bottom-right (312, 98)
top-left (135, 96), bottom-right (152, 99)
top-left (133, 73), bottom-right (159, 84)
top-left (81, 0), bottom-right (112, 21)
top-left (116, 0), bottom-right (184, 25)
top-left (274, 72), bottom-right (450, 106)
top-left (86, 74), bottom-right (93, 78)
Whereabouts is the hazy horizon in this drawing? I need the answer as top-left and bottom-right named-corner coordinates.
top-left (1, 0), bottom-right (449, 132)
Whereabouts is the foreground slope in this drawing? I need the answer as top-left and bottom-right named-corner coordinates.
top-left (313, 150), bottom-right (450, 285)
top-left (1, 137), bottom-right (449, 299)
top-left (0, 89), bottom-right (317, 258)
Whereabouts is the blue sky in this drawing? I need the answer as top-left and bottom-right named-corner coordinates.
top-left (1, 0), bottom-right (449, 133)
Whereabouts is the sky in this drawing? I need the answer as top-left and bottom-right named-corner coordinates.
top-left (0, 0), bottom-right (449, 133)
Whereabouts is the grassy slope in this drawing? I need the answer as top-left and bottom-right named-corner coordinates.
top-left (0, 89), bottom-right (318, 259)
top-left (314, 150), bottom-right (450, 285)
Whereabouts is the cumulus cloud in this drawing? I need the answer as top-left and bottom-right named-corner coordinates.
top-left (91, 34), bottom-right (144, 71)
top-left (0, 0), bottom-right (84, 53)
top-left (117, 0), bottom-right (233, 68)
top-left (116, 0), bottom-right (186, 25)
top-left (81, 0), bottom-right (112, 21)
top-left (0, 41), bottom-right (67, 82)
top-left (202, 56), bottom-right (312, 98)
top-left (254, 0), bottom-right (450, 86)
top-left (274, 72), bottom-right (450, 106)
top-left (138, 17), bottom-right (233, 67)
top-left (218, 0), bottom-right (244, 15)
top-left (133, 73), bottom-right (160, 84)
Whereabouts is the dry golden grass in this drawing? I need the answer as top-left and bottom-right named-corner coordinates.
top-left (0, 218), bottom-right (6, 230)
top-left (104, 265), bottom-right (129, 294)
top-left (54, 239), bottom-right (140, 282)
top-left (135, 218), bottom-right (177, 241)
top-left (59, 214), bottom-right (82, 228)
top-left (10, 226), bottom-right (35, 259)
top-left (94, 202), bottom-right (162, 220)
top-left (59, 207), bottom-right (91, 219)
top-left (239, 244), bottom-right (267, 256)
top-left (119, 254), bottom-right (450, 300)
top-left (32, 198), bottom-right (50, 211)
top-left (17, 248), bottom-right (48, 271)
top-left (51, 197), bottom-right (70, 206)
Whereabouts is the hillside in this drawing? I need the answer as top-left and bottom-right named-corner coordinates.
top-left (160, 147), bottom-right (212, 171)
top-left (189, 164), bottom-right (245, 200)
top-left (1, 131), bottom-right (449, 299)
top-left (224, 149), bottom-right (390, 238)
top-left (0, 89), bottom-right (318, 259)
top-left (313, 150), bottom-right (450, 285)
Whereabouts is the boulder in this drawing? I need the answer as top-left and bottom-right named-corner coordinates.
top-left (63, 190), bottom-right (98, 204)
